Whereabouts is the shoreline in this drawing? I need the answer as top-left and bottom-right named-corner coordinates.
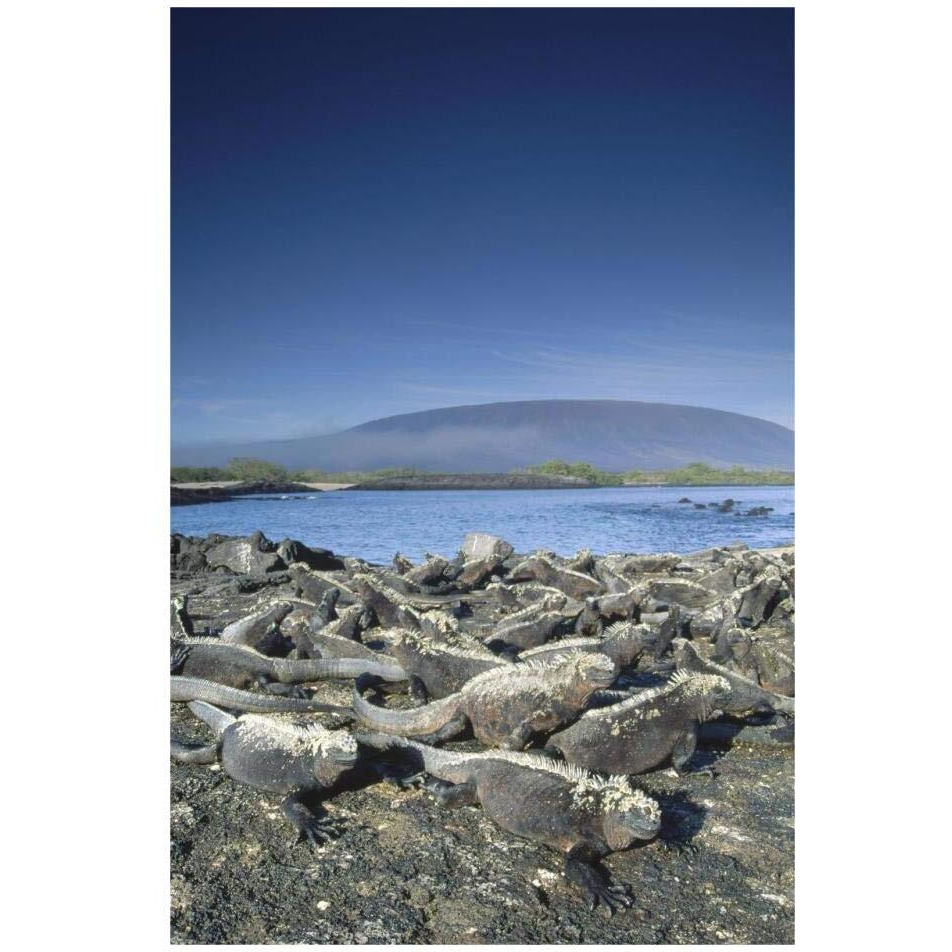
top-left (172, 475), bottom-right (794, 505)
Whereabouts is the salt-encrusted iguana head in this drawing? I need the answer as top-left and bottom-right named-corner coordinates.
top-left (573, 775), bottom-right (662, 849)
top-left (570, 652), bottom-right (619, 691)
top-left (237, 717), bottom-right (359, 785)
top-left (668, 669), bottom-right (733, 720)
top-left (603, 621), bottom-right (658, 664)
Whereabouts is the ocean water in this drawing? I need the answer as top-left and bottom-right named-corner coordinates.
top-left (170, 486), bottom-right (794, 565)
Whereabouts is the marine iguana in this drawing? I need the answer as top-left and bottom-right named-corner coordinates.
top-left (574, 597), bottom-right (604, 638)
top-left (351, 574), bottom-right (493, 624)
top-left (507, 554), bottom-right (602, 600)
top-left (713, 628), bottom-right (795, 697)
top-left (674, 639), bottom-right (795, 715)
top-left (651, 605), bottom-right (681, 661)
top-left (170, 638), bottom-right (407, 691)
top-left (170, 594), bottom-right (194, 639)
top-left (356, 732), bottom-right (661, 913)
top-left (307, 630), bottom-right (401, 664)
top-left (219, 601), bottom-right (294, 648)
top-left (319, 604), bottom-right (374, 642)
top-left (353, 652), bottom-right (618, 748)
top-left (545, 670), bottom-right (732, 776)
top-left (389, 627), bottom-right (510, 702)
top-left (170, 675), bottom-right (353, 715)
top-left (171, 702), bottom-right (357, 846)
top-left (517, 620), bottom-right (658, 669)
top-left (482, 595), bottom-right (569, 650)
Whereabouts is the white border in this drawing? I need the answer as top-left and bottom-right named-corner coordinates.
top-left (4, 1), bottom-right (943, 948)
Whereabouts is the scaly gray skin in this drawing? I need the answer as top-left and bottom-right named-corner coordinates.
top-left (170, 638), bottom-right (407, 690)
top-left (219, 602), bottom-right (294, 648)
top-left (308, 630), bottom-right (401, 666)
top-left (574, 598), bottom-right (604, 638)
top-left (674, 638), bottom-right (795, 716)
top-left (352, 573), bottom-right (494, 616)
top-left (320, 604), bottom-right (374, 641)
top-left (507, 554), bottom-right (603, 600)
top-left (356, 732), bottom-right (661, 914)
top-left (723, 631), bottom-right (795, 697)
top-left (171, 702), bottom-right (357, 847)
top-left (353, 653), bottom-right (619, 749)
top-left (170, 675), bottom-right (353, 714)
top-left (483, 596), bottom-right (569, 650)
top-left (309, 588), bottom-right (340, 630)
top-left (389, 628), bottom-right (510, 702)
top-left (287, 563), bottom-right (360, 606)
top-left (405, 555), bottom-right (450, 586)
top-left (735, 573), bottom-right (784, 627)
top-left (651, 605), bottom-right (681, 661)
top-left (517, 621), bottom-right (659, 669)
top-left (170, 595), bottom-right (194, 639)
top-left (546, 671), bottom-right (732, 775)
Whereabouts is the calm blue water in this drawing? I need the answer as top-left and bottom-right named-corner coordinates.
top-left (170, 487), bottom-right (794, 564)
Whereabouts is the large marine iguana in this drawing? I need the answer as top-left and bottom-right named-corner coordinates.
top-left (507, 554), bottom-right (603, 599)
top-left (545, 670), bottom-right (732, 776)
top-left (219, 601), bottom-right (294, 648)
top-left (516, 620), bottom-right (659, 669)
top-left (482, 595), bottom-right (570, 650)
top-left (171, 702), bottom-right (357, 846)
top-left (714, 628), bottom-right (795, 697)
top-left (353, 652), bottom-right (619, 748)
top-left (674, 639), bottom-right (795, 716)
top-left (170, 675), bottom-right (353, 715)
top-left (356, 732), bottom-right (661, 913)
top-left (389, 627), bottom-right (511, 702)
top-left (170, 639), bottom-right (406, 691)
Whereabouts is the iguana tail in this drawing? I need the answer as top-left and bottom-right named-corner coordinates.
top-left (170, 676), bottom-right (351, 715)
top-left (170, 701), bottom-right (235, 764)
top-left (355, 731), bottom-right (480, 779)
top-left (187, 700), bottom-right (236, 737)
top-left (352, 687), bottom-right (463, 736)
top-left (271, 657), bottom-right (407, 684)
top-left (170, 739), bottom-right (220, 764)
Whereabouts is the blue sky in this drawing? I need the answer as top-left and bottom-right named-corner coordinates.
top-left (172, 7), bottom-right (793, 445)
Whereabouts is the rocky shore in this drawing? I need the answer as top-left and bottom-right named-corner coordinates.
top-left (170, 531), bottom-right (794, 944)
top-left (171, 480), bottom-right (321, 507)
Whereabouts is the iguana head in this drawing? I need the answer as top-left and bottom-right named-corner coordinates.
top-left (314, 729), bottom-right (359, 783)
top-left (604, 622), bottom-right (658, 665)
top-left (576, 777), bottom-right (661, 849)
top-left (573, 653), bottom-right (619, 690)
top-left (669, 670), bottom-right (733, 720)
top-left (725, 628), bottom-right (753, 661)
top-left (172, 595), bottom-right (187, 611)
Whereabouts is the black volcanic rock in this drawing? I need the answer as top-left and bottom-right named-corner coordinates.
top-left (171, 399), bottom-right (795, 472)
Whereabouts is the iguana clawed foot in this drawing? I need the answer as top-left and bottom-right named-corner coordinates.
top-left (294, 814), bottom-right (343, 848)
top-left (566, 855), bottom-right (634, 916)
top-left (170, 643), bottom-right (190, 674)
top-left (588, 879), bottom-right (634, 915)
top-left (395, 770), bottom-right (427, 789)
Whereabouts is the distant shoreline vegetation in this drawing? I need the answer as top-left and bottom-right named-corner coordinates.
top-left (171, 458), bottom-right (794, 487)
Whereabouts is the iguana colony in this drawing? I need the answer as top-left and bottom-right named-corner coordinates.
top-left (170, 530), bottom-right (794, 918)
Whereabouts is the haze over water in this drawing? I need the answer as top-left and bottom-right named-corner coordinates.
top-left (171, 486), bottom-right (794, 564)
